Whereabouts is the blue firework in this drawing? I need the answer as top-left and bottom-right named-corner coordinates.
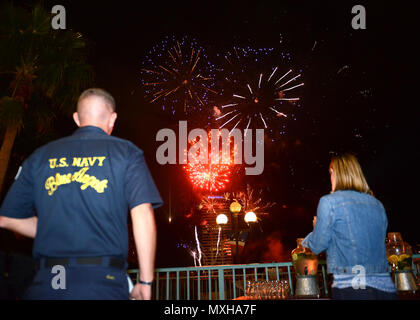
top-left (140, 35), bottom-right (218, 115)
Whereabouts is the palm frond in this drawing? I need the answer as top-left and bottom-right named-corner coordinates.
top-left (0, 96), bottom-right (25, 129)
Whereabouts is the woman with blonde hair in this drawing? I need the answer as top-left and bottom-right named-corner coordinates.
top-left (302, 153), bottom-right (397, 299)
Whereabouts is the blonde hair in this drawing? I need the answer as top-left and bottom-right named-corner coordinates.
top-left (330, 153), bottom-right (373, 196)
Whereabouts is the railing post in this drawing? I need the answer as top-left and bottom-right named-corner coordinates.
top-left (176, 271), bottom-right (180, 300)
top-left (218, 268), bottom-right (225, 300)
top-left (208, 270), bottom-right (212, 300)
top-left (321, 265), bottom-right (328, 296)
top-left (232, 268), bottom-right (236, 299)
top-left (412, 254), bottom-right (420, 277)
top-left (198, 270), bottom-right (201, 300)
top-left (166, 271), bottom-right (170, 300)
top-left (287, 266), bottom-right (294, 296)
top-left (243, 268), bottom-right (246, 295)
top-left (187, 271), bottom-right (190, 300)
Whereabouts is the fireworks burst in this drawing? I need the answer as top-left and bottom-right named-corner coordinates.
top-left (140, 35), bottom-right (217, 114)
top-left (216, 226), bottom-right (222, 257)
top-left (194, 226), bottom-right (203, 266)
top-left (215, 46), bottom-right (303, 134)
top-left (199, 196), bottom-right (224, 214)
top-left (225, 184), bottom-right (275, 216)
top-left (191, 251), bottom-right (197, 267)
top-left (186, 164), bottom-right (231, 192)
top-left (184, 130), bottom-right (238, 192)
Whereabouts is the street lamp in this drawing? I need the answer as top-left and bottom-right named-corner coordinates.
top-left (244, 211), bottom-right (257, 223)
top-left (229, 201), bottom-right (242, 264)
top-left (229, 201), bottom-right (242, 214)
top-left (216, 213), bottom-right (228, 225)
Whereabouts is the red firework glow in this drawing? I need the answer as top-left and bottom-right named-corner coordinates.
top-left (184, 130), bottom-right (236, 192)
top-left (185, 162), bottom-right (231, 192)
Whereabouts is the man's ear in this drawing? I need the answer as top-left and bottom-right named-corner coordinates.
top-left (73, 112), bottom-right (81, 127)
top-left (106, 112), bottom-right (117, 135)
top-left (110, 112), bottom-right (117, 128)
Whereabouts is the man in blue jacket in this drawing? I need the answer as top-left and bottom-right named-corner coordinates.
top-left (0, 88), bottom-right (163, 299)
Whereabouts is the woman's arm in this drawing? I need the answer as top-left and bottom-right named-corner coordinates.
top-left (301, 197), bottom-right (334, 254)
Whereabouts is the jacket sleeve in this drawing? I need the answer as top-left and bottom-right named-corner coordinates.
top-left (301, 196), bottom-right (334, 254)
top-left (124, 145), bottom-right (163, 210)
top-left (0, 158), bottom-right (36, 219)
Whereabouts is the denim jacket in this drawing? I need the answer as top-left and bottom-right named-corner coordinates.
top-left (302, 190), bottom-right (391, 275)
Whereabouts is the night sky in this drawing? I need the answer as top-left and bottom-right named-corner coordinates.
top-left (4, 1), bottom-right (418, 267)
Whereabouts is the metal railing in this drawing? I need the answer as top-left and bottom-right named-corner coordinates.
top-left (128, 261), bottom-right (330, 300)
top-left (128, 254), bottom-right (420, 300)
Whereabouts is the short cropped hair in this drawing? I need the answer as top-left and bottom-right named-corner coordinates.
top-left (330, 153), bottom-right (373, 196)
top-left (77, 88), bottom-right (116, 112)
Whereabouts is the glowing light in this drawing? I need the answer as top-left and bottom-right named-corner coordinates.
top-left (216, 226), bottom-right (222, 257)
top-left (267, 67), bottom-right (278, 82)
top-left (225, 184), bottom-right (275, 215)
top-left (185, 163), bottom-right (231, 192)
top-left (194, 226), bottom-right (202, 267)
top-left (215, 47), bottom-right (303, 134)
top-left (140, 35), bottom-right (217, 114)
top-left (200, 196), bottom-right (226, 214)
top-left (280, 82), bottom-right (304, 92)
top-left (192, 251), bottom-right (197, 267)
top-left (184, 130), bottom-right (237, 192)
top-left (229, 201), bottom-right (242, 213)
top-left (244, 211), bottom-right (257, 223)
top-left (274, 69), bottom-right (293, 85)
top-left (216, 213), bottom-right (228, 225)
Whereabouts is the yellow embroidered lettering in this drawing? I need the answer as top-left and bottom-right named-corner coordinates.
top-left (45, 177), bottom-right (57, 195)
top-left (88, 157), bottom-right (96, 166)
top-left (96, 156), bottom-right (106, 166)
top-left (71, 156), bottom-right (106, 167)
top-left (55, 173), bottom-right (63, 185)
top-left (44, 167), bottom-right (108, 195)
top-left (72, 157), bottom-right (82, 167)
top-left (56, 172), bottom-right (71, 185)
top-left (80, 158), bottom-right (89, 167)
top-left (72, 167), bottom-right (89, 181)
top-left (49, 158), bottom-right (57, 169)
top-left (96, 180), bottom-right (108, 193)
top-left (59, 157), bottom-right (68, 167)
top-left (80, 175), bottom-right (95, 190)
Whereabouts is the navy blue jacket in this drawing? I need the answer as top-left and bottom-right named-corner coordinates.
top-left (0, 126), bottom-right (163, 259)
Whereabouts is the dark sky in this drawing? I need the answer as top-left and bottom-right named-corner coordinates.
top-left (6, 1), bottom-right (418, 267)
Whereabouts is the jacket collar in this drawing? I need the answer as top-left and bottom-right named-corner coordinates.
top-left (72, 125), bottom-right (108, 136)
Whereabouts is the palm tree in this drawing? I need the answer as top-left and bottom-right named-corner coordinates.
top-left (0, 2), bottom-right (94, 193)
